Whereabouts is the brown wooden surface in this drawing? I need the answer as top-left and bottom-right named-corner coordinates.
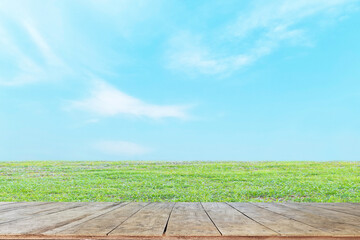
top-left (44, 202), bottom-right (130, 235)
top-left (166, 202), bottom-right (221, 236)
top-left (228, 202), bottom-right (330, 236)
top-left (282, 202), bottom-right (360, 227)
top-left (0, 202), bottom-right (359, 239)
top-left (254, 202), bottom-right (360, 236)
top-left (109, 202), bottom-right (174, 236)
top-left (301, 202), bottom-right (360, 217)
top-left (203, 202), bottom-right (277, 236)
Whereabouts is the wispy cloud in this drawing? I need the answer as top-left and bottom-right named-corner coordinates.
top-left (0, 25), bottom-right (45, 86)
top-left (94, 140), bottom-right (151, 156)
top-left (230, 0), bottom-right (358, 38)
top-left (167, 32), bottom-right (253, 75)
top-left (0, 0), bottom-right (162, 87)
top-left (69, 80), bottom-right (191, 119)
top-left (168, 0), bottom-right (358, 76)
top-left (22, 21), bottom-right (64, 67)
top-left (0, 18), bottom-right (66, 86)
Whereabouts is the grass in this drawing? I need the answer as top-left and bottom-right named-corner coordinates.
top-left (0, 161), bottom-right (359, 202)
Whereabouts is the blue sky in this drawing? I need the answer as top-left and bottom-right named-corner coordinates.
top-left (1, 0), bottom-right (360, 161)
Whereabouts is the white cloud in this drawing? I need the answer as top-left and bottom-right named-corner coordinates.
top-left (0, 18), bottom-right (67, 86)
top-left (168, 0), bottom-right (358, 76)
top-left (0, 25), bottom-right (45, 86)
top-left (0, 0), bottom-right (165, 87)
top-left (231, 0), bottom-right (357, 37)
top-left (22, 21), bottom-right (64, 67)
top-left (70, 80), bottom-right (191, 119)
top-left (94, 140), bottom-right (151, 156)
top-left (167, 32), bottom-right (254, 75)
top-left (229, 0), bottom-right (357, 40)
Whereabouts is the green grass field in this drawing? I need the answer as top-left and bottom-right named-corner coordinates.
top-left (0, 161), bottom-right (359, 202)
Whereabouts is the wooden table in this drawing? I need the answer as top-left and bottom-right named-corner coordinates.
top-left (0, 202), bottom-right (359, 239)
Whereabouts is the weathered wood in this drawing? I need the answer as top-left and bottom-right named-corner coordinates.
top-left (0, 202), bottom-right (48, 213)
top-left (109, 202), bottom-right (174, 236)
top-left (0, 202), bottom-right (118, 234)
top-left (166, 202), bottom-right (221, 236)
top-left (229, 202), bottom-right (330, 236)
top-left (44, 202), bottom-right (129, 235)
top-left (255, 203), bottom-right (360, 236)
top-left (55, 202), bottom-right (147, 236)
top-left (0, 202), bottom-right (81, 224)
top-left (0, 202), bottom-right (359, 238)
top-left (0, 202), bottom-right (13, 206)
top-left (347, 202), bottom-right (360, 206)
top-left (203, 202), bottom-right (278, 236)
top-left (282, 202), bottom-right (360, 227)
top-left (300, 203), bottom-right (360, 218)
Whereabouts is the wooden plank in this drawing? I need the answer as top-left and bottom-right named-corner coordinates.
top-left (109, 202), bottom-right (173, 236)
top-left (282, 203), bottom-right (360, 227)
top-left (0, 202), bottom-right (359, 238)
top-left (0, 202), bottom-right (39, 211)
top-left (165, 202), bottom-right (221, 236)
top-left (0, 202), bottom-right (118, 235)
top-left (0, 202), bottom-right (13, 206)
top-left (203, 202), bottom-right (278, 236)
top-left (43, 202), bottom-right (128, 235)
top-left (302, 203), bottom-right (360, 217)
top-left (0, 202), bottom-right (48, 213)
top-left (0, 202), bottom-right (82, 224)
top-left (255, 203), bottom-right (360, 236)
top-left (53, 202), bottom-right (147, 236)
top-left (347, 203), bottom-right (360, 206)
top-left (228, 203), bottom-right (329, 236)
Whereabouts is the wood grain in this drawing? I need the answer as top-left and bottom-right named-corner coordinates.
top-left (166, 202), bottom-right (221, 236)
top-left (0, 202), bottom-right (359, 238)
top-left (255, 203), bottom-right (360, 236)
top-left (297, 203), bottom-right (360, 218)
top-left (282, 202), bottom-right (360, 227)
top-left (0, 202), bottom-right (82, 224)
top-left (109, 202), bottom-right (173, 236)
top-left (229, 202), bottom-right (329, 236)
top-left (56, 202), bottom-right (147, 236)
top-left (203, 202), bottom-right (278, 236)
top-left (44, 202), bottom-right (128, 235)
top-left (0, 202), bottom-right (48, 213)
top-left (0, 202), bottom-right (117, 235)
